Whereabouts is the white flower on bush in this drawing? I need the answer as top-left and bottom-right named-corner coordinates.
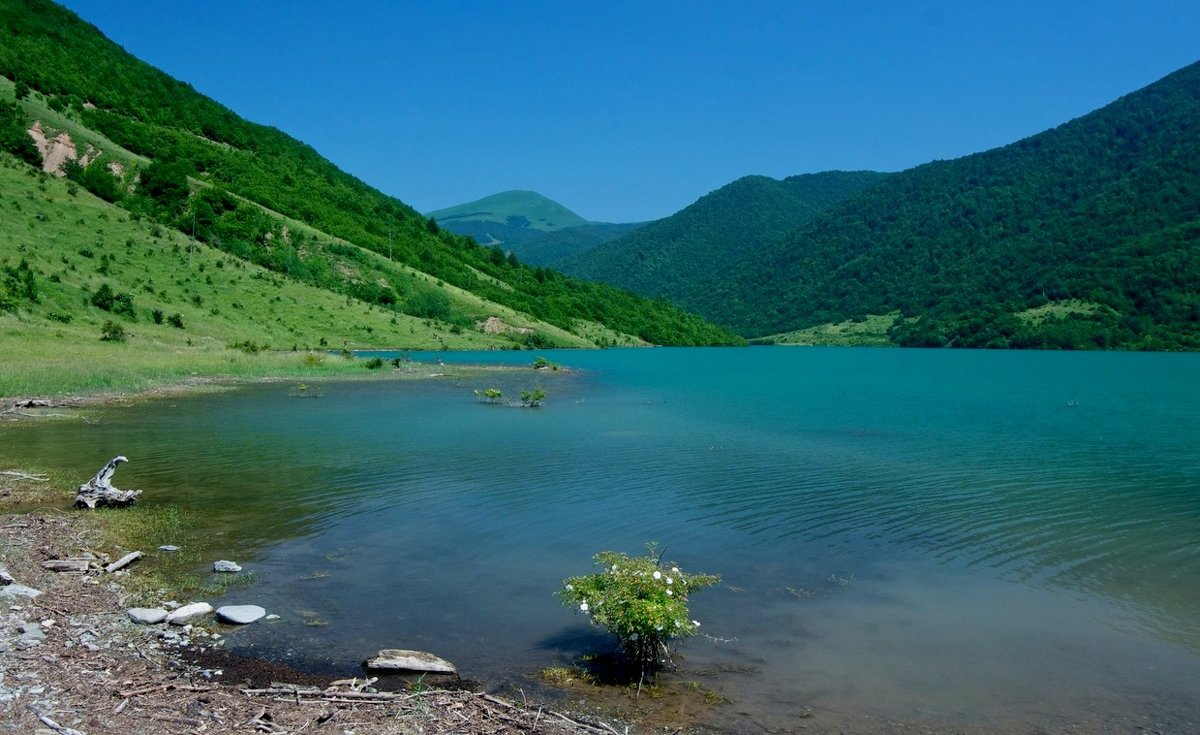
top-left (558, 543), bottom-right (720, 679)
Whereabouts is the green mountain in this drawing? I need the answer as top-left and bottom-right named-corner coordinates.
top-left (708, 61), bottom-right (1200, 350)
top-left (427, 190), bottom-right (591, 245)
top-left (0, 0), bottom-right (737, 354)
top-left (513, 221), bottom-right (647, 267)
top-left (557, 171), bottom-right (888, 306)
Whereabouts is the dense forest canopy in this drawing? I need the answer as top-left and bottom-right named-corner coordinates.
top-left (712, 60), bottom-right (1200, 349)
top-left (558, 171), bottom-right (889, 305)
top-left (557, 60), bottom-right (1200, 350)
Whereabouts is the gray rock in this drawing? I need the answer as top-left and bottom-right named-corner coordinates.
top-left (213, 560), bottom-right (242, 573)
top-left (127, 607), bottom-right (169, 624)
top-left (18, 623), bottom-right (46, 644)
top-left (265, 614), bottom-right (281, 621)
top-left (364, 649), bottom-right (457, 674)
top-left (158, 545), bottom-right (181, 552)
top-left (215, 605), bottom-right (266, 625)
top-left (166, 602), bottom-right (213, 625)
top-left (0, 584), bottom-right (41, 599)
top-left (0, 564), bottom-right (14, 585)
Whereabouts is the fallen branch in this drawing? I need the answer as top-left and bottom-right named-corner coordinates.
top-left (479, 693), bottom-right (620, 735)
top-left (117, 681), bottom-right (218, 698)
top-left (26, 704), bottom-right (87, 735)
top-left (11, 399), bottom-right (53, 409)
top-left (104, 550), bottom-right (143, 573)
top-left (1, 470), bottom-right (49, 481)
top-left (547, 709), bottom-right (623, 735)
top-left (42, 559), bottom-right (92, 573)
top-left (150, 714), bottom-right (202, 727)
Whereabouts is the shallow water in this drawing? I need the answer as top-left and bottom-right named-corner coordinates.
top-left (5, 347), bottom-right (1199, 730)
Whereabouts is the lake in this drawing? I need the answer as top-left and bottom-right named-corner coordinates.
top-left (4, 347), bottom-right (1199, 732)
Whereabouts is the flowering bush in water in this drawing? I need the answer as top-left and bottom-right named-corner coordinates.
top-left (558, 543), bottom-right (719, 680)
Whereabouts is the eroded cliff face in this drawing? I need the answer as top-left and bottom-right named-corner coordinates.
top-left (25, 120), bottom-right (99, 175)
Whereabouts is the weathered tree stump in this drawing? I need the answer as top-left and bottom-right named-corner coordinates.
top-left (75, 456), bottom-right (141, 509)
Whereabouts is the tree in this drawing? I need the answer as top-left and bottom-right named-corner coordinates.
top-left (0, 100), bottom-right (40, 166)
top-left (137, 160), bottom-right (190, 213)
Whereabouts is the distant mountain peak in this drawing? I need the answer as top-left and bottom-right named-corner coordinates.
top-left (427, 190), bottom-right (589, 233)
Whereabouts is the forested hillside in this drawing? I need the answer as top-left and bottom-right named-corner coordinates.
top-left (0, 0), bottom-right (737, 348)
top-left (516, 222), bottom-right (646, 267)
top-left (711, 62), bottom-right (1200, 349)
top-left (559, 171), bottom-right (888, 305)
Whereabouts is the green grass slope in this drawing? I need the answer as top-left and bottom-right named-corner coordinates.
top-left (0, 155), bottom-right (535, 395)
top-left (712, 62), bottom-right (1200, 350)
top-left (0, 0), bottom-right (737, 349)
top-left (557, 171), bottom-right (888, 306)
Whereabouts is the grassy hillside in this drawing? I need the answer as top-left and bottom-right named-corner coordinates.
top-left (0, 154), bottom-right (530, 396)
top-left (0, 0), bottom-right (738, 351)
top-left (709, 62), bottom-right (1200, 350)
top-left (557, 171), bottom-right (888, 306)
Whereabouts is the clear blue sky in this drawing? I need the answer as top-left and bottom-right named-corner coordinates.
top-left (57, 1), bottom-right (1200, 222)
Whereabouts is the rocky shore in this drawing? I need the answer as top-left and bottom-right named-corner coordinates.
top-left (0, 509), bottom-right (617, 735)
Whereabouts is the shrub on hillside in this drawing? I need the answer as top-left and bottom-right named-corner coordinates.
top-left (0, 259), bottom-right (38, 311)
top-left (100, 320), bottom-right (126, 342)
top-left (89, 283), bottom-right (136, 319)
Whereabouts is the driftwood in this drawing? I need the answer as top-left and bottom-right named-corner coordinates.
top-left (238, 686), bottom-right (625, 734)
top-left (104, 551), bottom-right (143, 573)
top-left (75, 456), bottom-right (141, 509)
top-left (12, 399), bottom-right (52, 409)
top-left (26, 704), bottom-right (86, 735)
top-left (1, 470), bottom-right (49, 481)
top-left (42, 559), bottom-right (93, 573)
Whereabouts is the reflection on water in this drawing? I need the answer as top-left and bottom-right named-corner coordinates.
top-left (3, 348), bottom-right (1198, 730)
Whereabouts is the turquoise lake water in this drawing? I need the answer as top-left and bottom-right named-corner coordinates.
top-left (4, 347), bottom-right (1199, 731)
